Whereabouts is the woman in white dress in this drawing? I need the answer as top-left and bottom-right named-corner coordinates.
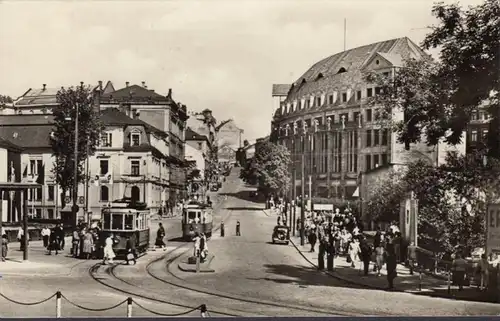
top-left (348, 238), bottom-right (361, 269)
top-left (102, 233), bottom-right (116, 265)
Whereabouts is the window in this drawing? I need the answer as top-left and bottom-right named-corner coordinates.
top-left (35, 208), bottom-right (42, 218)
top-left (101, 132), bottom-right (113, 147)
top-left (357, 91), bottom-right (362, 100)
top-left (35, 187), bottom-right (42, 201)
top-left (103, 213), bottom-right (111, 229)
top-left (482, 129), bottom-right (489, 140)
top-left (316, 97), bottom-right (321, 106)
top-left (124, 214), bottom-right (134, 230)
top-left (329, 95), bottom-right (333, 104)
top-left (111, 214), bottom-right (123, 230)
top-left (131, 133), bottom-right (141, 146)
top-left (365, 155), bottom-right (372, 171)
top-left (354, 131), bottom-right (358, 148)
top-left (471, 111), bottom-right (478, 120)
top-left (381, 153), bottom-right (388, 165)
top-left (340, 113), bottom-right (349, 123)
top-left (374, 109), bottom-right (380, 121)
top-left (382, 129), bottom-right (388, 145)
top-left (342, 93), bottom-right (347, 102)
top-left (100, 186), bottom-right (109, 202)
top-left (367, 88), bottom-right (373, 97)
top-left (366, 109), bottom-right (372, 122)
top-left (354, 112), bottom-right (360, 124)
top-left (100, 160), bottom-right (109, 175)
top-left (47, 209), bottom-right (54, 219)
top-left (373, 154), bottom-right (380, 168)
top-left (478, 111), bottom-right (484, 120)
top-left (47, 185), bottom-right (54, 201)
top-left (298, 101), bottom-right (302, 109)
top-left (374, 129), bottom-right (380, 145)
top-left (366, 130), bottom-right (372, 147)
top-left (198, 142), bottom-right (203, 150)
top-left (471, 130), bottom-right (478, 142)
top-left (305, 100), bottom-right (310, 108)
top-left (375, 87), bottom-right (382, 95)
top-left (353, 154), bottom-right (358, 172)
top-left (131, 160), bottom-right (141, 176)
top-left (29, 159), bottom-right (42, 175)
top-left (383, 72), bottom-right (390, 77)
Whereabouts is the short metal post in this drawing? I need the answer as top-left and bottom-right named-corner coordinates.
top-left (447, 269), bottom-right (451, 295)
top-left (127, 297), bottom-right (133, 317)
top-left (56, 291), bottom-right (62, 318)
top-left (196, 249), bottom-right (200, 273)
top-left (220, 222), bottom-right (225, 237)
top-left (418, 268), bottom-right (422, 291)
top-left (200, 304), bottom-right (208, 317)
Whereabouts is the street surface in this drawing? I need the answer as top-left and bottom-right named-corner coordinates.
top-left (1, 168), bottom-right (499, 316)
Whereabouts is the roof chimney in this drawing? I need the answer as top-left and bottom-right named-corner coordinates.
top-left (168, 88), bottom-right (172, 96)
top-left (42, 84), bottom-right (46, 90)
top-left (126, 82), bottom-right (129, 87)
top-left (80, 81), bottom-right (84, 88)
top-left (142, 81), bottom-right (146, 88)
top-left (98, 80), bottom-right (103, 89)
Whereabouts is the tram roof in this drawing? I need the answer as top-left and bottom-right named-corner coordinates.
top-left (185, 201), bottom-right (211, 209)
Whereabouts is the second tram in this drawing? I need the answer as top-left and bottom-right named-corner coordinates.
top-left (182, 201), bottom-right (213, 241)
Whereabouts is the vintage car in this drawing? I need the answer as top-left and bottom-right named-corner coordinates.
top-left (272, 225), bottom-right (290, 245)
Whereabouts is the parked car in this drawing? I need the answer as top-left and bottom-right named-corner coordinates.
top-left (272, 225), bottom-right (290, 245)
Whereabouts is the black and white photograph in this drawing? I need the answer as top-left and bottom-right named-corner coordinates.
top-left (0, 0), bottom-right (499, 318)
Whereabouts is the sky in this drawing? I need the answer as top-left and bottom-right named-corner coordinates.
top-left (0, 0), bottom-right (484, 142)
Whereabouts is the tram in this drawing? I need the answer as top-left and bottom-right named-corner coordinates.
top-left (100, 200), bottom-right (151, 256)
top-left (181, 201), bottom-right (213, 241)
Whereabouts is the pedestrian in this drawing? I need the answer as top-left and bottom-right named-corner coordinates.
top-left (17, 226), bottom-right (27, 251)
top-left (452, 252), bottom-right (467, 291)
top-left (82, 230), bottom-right (94, 260)
top-left (308, 228), bottom-right (317, 252)
top-left (48, 228), bottom-right (60, 255)
top-left (326, 232), bottom-right (336, 271)
top-left (406, 241), bottom-right (417, 275)
top-left (71, 228), bottom-right (80, 258)
top-left (125, 236), bottom-right (137, 265)
top-left (277, 216), bottom-right (281, 225)
top-left (393, 232), bottom-right (402, 263)
top-left (55, 223), bottom-right (65, 251)
top-left (102, 233), bottom-right (116, 265)
top-left (1, 234), bottom-right (8, 262)
top-left (375, 242), bottom-right (386, 276)
top-left (41, 226), bottom-right (51, 249)
top-left (385, 244), bottom-right (398, 290)
top-left (359, 236), bottom-right (372, 276)
top-left (154, 223), bottom-right (166, 251)
top-left (348, 238), bottom-right (361, 269)
top-left (478, 254), bottom-right (489, 291)
top-left (236, 220), bottom-right (241, 236)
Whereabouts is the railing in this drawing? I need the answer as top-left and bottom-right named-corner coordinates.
top-left (0, 291), bottom-right (210, 318)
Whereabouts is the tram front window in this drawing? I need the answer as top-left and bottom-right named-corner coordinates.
top-left (112, 214), bottom-right (123, 230)
top-left (125, 214), bottom-right (134, 230)
top-left (188, 211), bottom-right (197, 224)
top-left (103, 213), bottom-right (111, 230)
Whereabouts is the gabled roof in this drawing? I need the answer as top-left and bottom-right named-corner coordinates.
top-left (102, 81), bottom-right (115, 94)
top-left (376, 52), bottom-right (403, 67)
top-left (272, 84), bottom-right (292, 96)
top-left (185, 127), bottom-right (208, 142)
top-left (101, 84), bottom-right (168, 103)
top-left (100, 108), bottom-right (167, 138)
top-left (14, 87), bottom-right (59, 106)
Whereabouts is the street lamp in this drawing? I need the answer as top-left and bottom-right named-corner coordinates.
top-left (65, 101), bottom-right (80, 224)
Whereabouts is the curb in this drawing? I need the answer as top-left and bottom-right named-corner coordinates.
top-left (177, 255), bottom-right (216, 273)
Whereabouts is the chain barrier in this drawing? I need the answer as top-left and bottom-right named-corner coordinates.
top-left (0, 291), bottom-right (208, 317)
top-left (0, 292), bottom-right (56, 306)
top-left (61, 294), bottom-right (127, 312)
top-left (132, 299), bottom-right (202, 317)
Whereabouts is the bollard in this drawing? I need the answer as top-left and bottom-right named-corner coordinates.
top-left (418, 268), bottom-right (422, 291)
top-left (447, 270), bottom-right (451, 295)
top-left (220, 222), bottom-right (225, 237)
top-left (196, 249), bottom-right (200, 273)
top-left (236, 221), bottom-right (241, 236)
top-left (127, 297), bottom-right (133, 317)
top-left (200, 304), bottom-right (208, 317)
top-left (56, 291), bottom-right (62, 318)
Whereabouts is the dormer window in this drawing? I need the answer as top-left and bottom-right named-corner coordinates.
top-left (131, 133), bottom-right (141, 146)
top-left (316, 73), bottom-right (324, 80)
top-left (337, 67), bottom-right (347, 74)
top-left (342, 93), bottom-right (347, 102)
top-left (316, 97), bottom-right (321, 106)
top-left (101, 132), bottom-right (113, 147)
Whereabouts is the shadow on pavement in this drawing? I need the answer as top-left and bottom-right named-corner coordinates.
top-left (220, 190), bottom-right (264, 203)
top-left (411, 285), bottom-right (498, 303)
top-left (224, 206), bottom-right (265, 211)
top-left (257, 263), bottom-right (366, 289)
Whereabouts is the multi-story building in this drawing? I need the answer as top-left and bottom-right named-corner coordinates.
top-left (185, 127), bottom-right (209, 195)
top-left (271, 37), bottom-right (465, 213)
top-left (216, 120), bottom-right (243, 153)
top-left (99, 81), bottom-right (189, 204)
top-left (466, 102), bottom-right (491, 154)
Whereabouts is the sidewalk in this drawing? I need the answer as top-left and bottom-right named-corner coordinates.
top-left (0, 236), bottom-right (89, 276)
top-left (289, 233), bottom-right (497, 303)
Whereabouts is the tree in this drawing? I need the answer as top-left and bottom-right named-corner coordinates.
top-left (51, 85), bottom-right (103, 209)
top-left (366, 0), bottom-right (500, 155)
top-left (240, 141), bottom-right (291, 196)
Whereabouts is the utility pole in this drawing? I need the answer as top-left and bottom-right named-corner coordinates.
top-left (72, 102), bottom-right (79, 226)
top-left (292, 164), bottom-right (296, 236)
top-left (308, 175), bottom-right (312, 210)
top-left (300, 148), bottom-right (305, 246)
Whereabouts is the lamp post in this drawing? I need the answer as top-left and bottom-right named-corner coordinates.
top-left (65, 102), bottom-right (80, 225)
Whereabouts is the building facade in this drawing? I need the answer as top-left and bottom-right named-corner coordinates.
top-left (271, 37), bottom-right (455, 203)
top-left (216, 119), bottom-right (243, 154)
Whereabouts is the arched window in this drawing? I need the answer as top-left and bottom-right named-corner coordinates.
top-left (131, 186), bottom-right (140, 203)
top-left (337, 67), bottom-right (347, 74)
top-left (100, 186), bottom-right (109, 202)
